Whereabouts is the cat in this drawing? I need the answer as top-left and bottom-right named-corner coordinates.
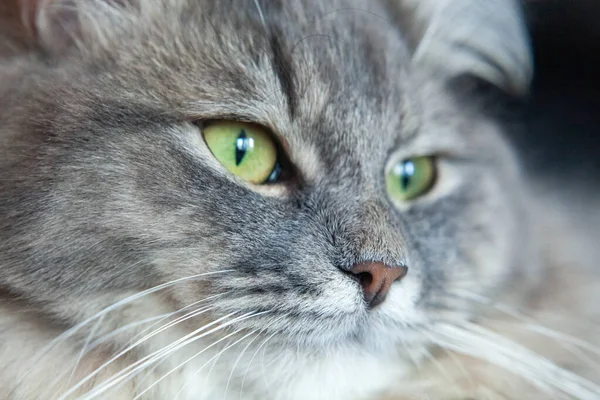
top-left (0, 0), bottom-right (598, 399)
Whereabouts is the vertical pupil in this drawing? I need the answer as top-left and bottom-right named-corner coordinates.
top-left (235, 129), bottom-right (249, 166)
top-left (400, 160), bottom-right (415, 190)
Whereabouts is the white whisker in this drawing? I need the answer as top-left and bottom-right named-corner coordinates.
top-left (135, 311), bottom-right (271, 400)
top-left (130, 303), bottom-right (233, 386)
top-left (421, 329), bottom-right (476, 390)
top-left (223, 332), bottom-right (262, 399)
top-left (255, 316), bottom-right (289, 396)
top-left (114, 291), bottom-right (232, 356)
top-left (68, 314), bottom-right (105, 387)
top-left (239, 329), bottom-right (280, 400)
top-left (64, 309), bottom-right (236, 400)
top-left (252, 0), bottom-right (267, 32)
top-left (45, 312), bottom-right (173, 400)
top-left (87, 312), bottom-right (173, 350)
top-left (142, 330), bottom-right (245, 400)
top-left (429, 321), bottom-right (600, 400)
top-left (260, 331), bottom-right (273, 390)
top-left (200, 337), bottom-right (232, 393)
top-left (45, 314), bottom-right (107, 400)
top-left (417, 338), bottom-right (462, 398)
top-left (172, 329), bottom-right (261, 400)
top-left (74, 311), bottom-right (269, 400)
top-left (454, 290), bottom-right (600, 363)
top-left (398, 338), bottom-right (435, 400)
top-left (18, 270), bottom-right (234, 392)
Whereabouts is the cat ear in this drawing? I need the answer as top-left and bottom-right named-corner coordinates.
top-left (18, 0), bottom-right (136, 55)
top-left (18, 0), bottom-right (78, 54)
top-left (395, 0), bottom-right (533, 96)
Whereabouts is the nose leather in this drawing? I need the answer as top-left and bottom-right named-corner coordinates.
top-left (348, 261), bottom-right (407, 308)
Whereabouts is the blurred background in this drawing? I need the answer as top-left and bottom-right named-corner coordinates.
top-left (516, 0), bottom-right (600, 185)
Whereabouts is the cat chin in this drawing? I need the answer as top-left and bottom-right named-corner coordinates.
top-left (260, 310), bottom-right (427, 355)
top-left (262, 308), bottom-right (431, 361)
top-left (210, 339), bottom-right (415, 400)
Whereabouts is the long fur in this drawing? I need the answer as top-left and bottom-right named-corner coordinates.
top-left (0, 1), bottom-right (598, 399)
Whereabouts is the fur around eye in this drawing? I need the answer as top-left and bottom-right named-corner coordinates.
top-left (202, 121), bottom-right (281, 184)
top-left (386, 156), bottom-right (437, 202)
top-left (7, 0), bottom-right (597, 399)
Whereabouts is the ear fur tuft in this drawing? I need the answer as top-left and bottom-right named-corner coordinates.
top-left (389, 0), bottom-right (533, 96)
top-left (17, 0), bottom-right (142, 56)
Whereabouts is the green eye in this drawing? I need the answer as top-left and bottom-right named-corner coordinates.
top-left (202, 121), bottom-right (280, 184)
top-left (386, 156), bottom-right (436, 202)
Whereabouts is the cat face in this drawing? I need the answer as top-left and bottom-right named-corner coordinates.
top-left (0, 0), bottom-right (532, 387)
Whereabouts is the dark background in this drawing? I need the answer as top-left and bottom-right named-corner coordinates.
top-left (515, 0), bottom-right (600, 182)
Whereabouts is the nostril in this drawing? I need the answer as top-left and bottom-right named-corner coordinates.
top-left (348, 262), bottom-right (407, 308)
top-left (356, 271), bottom-right (373, 289)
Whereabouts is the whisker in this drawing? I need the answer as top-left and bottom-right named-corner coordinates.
top-left (399, 338), bottom-right (433, 400)
top-left (199, 313), bottom-right (281, 395)
top-left (130, 303), bottom-right (233, 387)
top-left (478, 316), bottom-right (600, 373)
top-left (74, 311), bottom-right (270, 400)
top-left (259, 331), bottom-right (273, 390)
top-left (200, 337), bottom-right (233, 393)
top-left (17, 270), bottom-right (234, 392)
top-left (133, 298), bottom-right (240, 393)
top-left (255, 316), bottom-right (291, 395)
top-left (417, 338), bottom-right (462, 398)
top-left (223, 331), bottom-right (262, 399)
top-left (421, 329), bottom-right (476, 390)
top-left (63, 308), bottom-right (235, 400)
top-left (113, 291), bottom-right (232, 357)
top-left (134, 311), bottom-right (271, 400)
top-left (45, 313), bottom-right (173, 400)
top-left (88, 307), bottom-right (210, 396)
top-left (522, 325), bottom-right (600, 358)
top-left (239, 328), bottom-right (281, 400)
top-left (87, 312), bottom-right (174, 350)
top-left (172, 329), bottom-right (261, 400)
top-left (429, 321), bottom-right (600, 400)
top-left (145, 330), bottom-right (246, 400)
top-left (226, 318), bottom-right (289, 400)
top-left (45, 314), bottom-right (107, 400)
top-left (67, 314), bottom-right (105, 387)
top-left (453, 290), bottom-right (600, 359)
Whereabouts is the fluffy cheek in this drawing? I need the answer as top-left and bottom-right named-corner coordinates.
top-left (163, 266), bottom-right (368, 347)
top-left (461, 182), bottom-right (524, 298)
top-left (300, 274), bottom-right (364, 315)
top-left (211, 271), bottom-right (363, 315)
top-left (395, 172), bottom-right (525, 322)
top-left (375, 269), bottom-right (425, 326)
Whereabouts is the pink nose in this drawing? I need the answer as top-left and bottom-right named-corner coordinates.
top-left (349, 262), bottom-right (407, 308)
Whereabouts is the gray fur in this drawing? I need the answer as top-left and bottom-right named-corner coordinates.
top-left (1, 1), bottom-right (597, 399)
